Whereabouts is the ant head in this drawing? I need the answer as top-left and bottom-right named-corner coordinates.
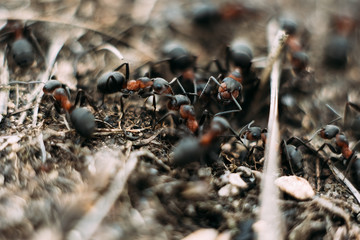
top-left (320, 125), bottom-right (340, 139)
top-left (43, 79), bottom-right (62, 94)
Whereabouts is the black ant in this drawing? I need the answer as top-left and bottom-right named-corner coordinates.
top-left (172, 116), bottom-right (237, 166)
top-left (0, 20), bottom-right (45, 68)
top-left (43, 79), bottom-right (96, 138)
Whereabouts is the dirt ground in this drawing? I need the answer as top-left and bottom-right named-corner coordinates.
top-left (1, 0), bottom-right (360, 239)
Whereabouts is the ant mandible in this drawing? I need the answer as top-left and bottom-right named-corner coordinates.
top-left (0, 20), bottom-right (45, 68)
top-left (43, 79), bottom-right (96, 138)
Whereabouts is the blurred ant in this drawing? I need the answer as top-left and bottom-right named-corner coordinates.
top-left (324, 14), bottom-right (356, 69)
top-left (172, 116), bottom-right (237, 166)
top-left (0, 20), bottom-right (45, 68)
top-left (43, 79), bottom-right (96, 138)
top-left (192, 2), bottom-right (260, 27)
top-left (279, 17), bottom-right (310, 74)
top-left (97, 63), bottom-right (184, 112)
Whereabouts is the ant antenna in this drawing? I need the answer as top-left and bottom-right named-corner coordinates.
top-left (326, 104), bottom-right (342, 124)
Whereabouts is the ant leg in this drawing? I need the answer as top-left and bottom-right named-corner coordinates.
top-left (214, 94), bottom-right (243, 115)
top-left (114, 62), bottom-right (130, 80)
top-left (344, 101), bottom-right (360, 128)
top-left (26, 27), bottom-right (47, 66)
top-left (169, 76), bottom-right (187, 95)
top-left (325, 104), bottom-right (342, 124)
top-left (74, 89), bottom-right (98, 112)
top-left (154, 111), bottom-right (178, 130)
top-left (199, 76), bottom-right (222, 99)
top-left (286, 136), bottom-right (318, 154)
top-left (317, 143), bottom-right (341, 155)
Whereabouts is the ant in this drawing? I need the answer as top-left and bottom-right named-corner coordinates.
top-left (43, 79), bottom-right (96, 138)
top-left (200, 41), bottom-right (260, 114)
top-left (155, 94), bottom-right (199, 133)
top-left (97, 63), bottom-right (183, 112)
top-left (192, 2), bottom-right (260, 27)
top-left (324, 14), bottom-right (356, 69)
top-left (0, 20), bottom-right (45, 68)
top-left (306, 105), bottom-right (360, 178)
top-left (279, 17), bottom-right (310, 74)
top-left (172, 116), bottom-right (237, 166)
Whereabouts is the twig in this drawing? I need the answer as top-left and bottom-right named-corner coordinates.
top-left (245, 20), bottom-right (288, 121)
top-left (37, 133), bottom-right (46, 163)
top-left (0, 52), bottom-right (9, 122)
top-left (255, 23), bottom-right (287, 240)
top-left (66, 150), bottom-right (146, 240)
top-left (327, 160), bottom-right (360, 205)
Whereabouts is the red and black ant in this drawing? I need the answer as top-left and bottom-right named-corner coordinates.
top-left (199, 41), bottom-right (260, 115)
top-left (155, 94), bottom-right (199, 134)
top-left (172, 116), bottom-right (237, 166)
top-left (97, 63), bottom-right (184, 112)
top-left (0, 20), bottom-right (45, 68)
top-left (306, 105), bottom-right (360, 178)
top-left (43, 79), bottom-right (96, 138)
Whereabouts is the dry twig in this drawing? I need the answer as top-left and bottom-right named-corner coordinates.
top-left (255, 20), bottom-right (288, 240)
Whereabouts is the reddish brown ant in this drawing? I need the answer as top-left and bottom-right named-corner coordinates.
top-left (0, 20), bottom-right (45, 68)
top-left (43, 79), bottom-right (96, 138)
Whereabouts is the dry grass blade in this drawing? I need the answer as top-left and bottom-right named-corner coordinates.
top-left (0, 52), bottom-right (9, 122)
top-left (255, 22), bottom-right (288, 240)
top-left (66, 150), bottom-right (150, 240)
top-left (95, 43), bottom-right (124, 61)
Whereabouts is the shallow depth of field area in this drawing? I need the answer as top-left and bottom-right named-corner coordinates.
top-left (0, 0), bottom-right (360, 239)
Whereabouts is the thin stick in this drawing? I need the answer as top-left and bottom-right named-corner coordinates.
top-left (327, 160), bottom-right (360, 205)
top-left (0, 52), bottom-right (9, 122)
top-left (66, 150), bottom-right (148, 240)
top-left (255, 26), bottom-right (287, 240)
top-left (245, 20), bottom-right (288, 121)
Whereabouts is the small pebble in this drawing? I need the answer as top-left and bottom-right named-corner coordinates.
top-left (275, 176), bottom-right (315, 200)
